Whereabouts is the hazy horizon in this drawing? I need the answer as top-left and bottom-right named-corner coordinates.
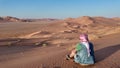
top-left (0, 0), bottom-right (120, 19)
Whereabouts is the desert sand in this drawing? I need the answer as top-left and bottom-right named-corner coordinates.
top-left (0, 16), bottom-right (120, 68)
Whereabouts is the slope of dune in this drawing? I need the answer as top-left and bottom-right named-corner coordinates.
top-left (0, 16), bottom-right (120, 68)
top-left (0, 32), bottom-right (120, 68)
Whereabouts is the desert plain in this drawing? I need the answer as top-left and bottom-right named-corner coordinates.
top-left (0, 16), bottom-right (120, 68)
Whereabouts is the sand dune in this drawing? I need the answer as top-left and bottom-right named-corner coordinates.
top-left (0, 33), bottom-right (120, 68)
top-left (0, 16), bottom-right (120, 68)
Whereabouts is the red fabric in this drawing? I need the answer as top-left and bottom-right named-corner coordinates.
top-left (79, 34), bottom-right (88, 42)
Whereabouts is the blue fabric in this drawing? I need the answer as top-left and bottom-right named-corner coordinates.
top-left (74, 42), bottom-right (95, 64)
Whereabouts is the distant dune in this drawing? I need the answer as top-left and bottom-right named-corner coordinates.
top-left (64, 16), bottom-right (120, 25)
top-left (1, 16), bottom-right (120, 24)
top-left (0, 16), bottom-right (59, 23)
top-left (0, 16), bottom-right (28, 22)
top-left (0, 16), bottom-right (120, 40)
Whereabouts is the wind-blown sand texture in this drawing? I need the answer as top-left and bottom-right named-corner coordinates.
top-left (0, 16), bottom-right (120, 68)
top-left (0, 32), bottom-right (120, 68)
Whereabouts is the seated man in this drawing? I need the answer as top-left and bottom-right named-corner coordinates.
top-left (66, 34), bottom-right (95, 66)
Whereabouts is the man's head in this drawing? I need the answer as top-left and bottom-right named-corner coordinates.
top-left (79, 34), bottom-right (89, 42)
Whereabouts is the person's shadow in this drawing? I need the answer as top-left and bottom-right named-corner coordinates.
top-left (95, 44), bottom-right (120, 62)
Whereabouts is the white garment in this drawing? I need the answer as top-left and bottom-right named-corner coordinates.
top-left (82, 42), bottom-right (91, 57)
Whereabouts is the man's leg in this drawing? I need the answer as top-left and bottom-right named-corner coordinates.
top-left (66, 49), bottom-right (77, 60)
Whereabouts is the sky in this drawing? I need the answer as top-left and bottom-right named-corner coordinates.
top-left (0, 0), bottom-right (120, 19)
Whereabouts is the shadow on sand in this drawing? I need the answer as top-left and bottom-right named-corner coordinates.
top-left (95, 44), bottom-right (120, 62)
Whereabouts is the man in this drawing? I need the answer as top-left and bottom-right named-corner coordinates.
top-left (66, 34), bottom-right (95, 66)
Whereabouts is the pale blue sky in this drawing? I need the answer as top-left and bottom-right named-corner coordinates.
top-left (0, 0), bottom-right (120, 19)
